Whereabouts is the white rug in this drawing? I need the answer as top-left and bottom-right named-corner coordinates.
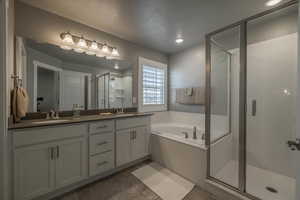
top-left (132, 162), bottom-right (194, 200)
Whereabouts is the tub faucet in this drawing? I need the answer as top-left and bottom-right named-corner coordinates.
top-left (182, 132), bottom-right (188, 139)
top-left (193, 126), bottom-right (197, 139)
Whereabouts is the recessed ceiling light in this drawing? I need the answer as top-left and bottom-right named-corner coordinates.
top-left (266, 0), bottom-right (282, 6)
top-left (175, 38), bottom-right (184, 44)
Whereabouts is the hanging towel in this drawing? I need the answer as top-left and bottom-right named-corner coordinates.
top-left (11, 87), bottom-right (29, 122)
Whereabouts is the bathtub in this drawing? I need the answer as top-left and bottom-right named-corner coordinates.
top-left (150, 123), bottom-right (231, 187)
top-left (151, 123), bottom-right (226, 148)
top-left (151, 123), bottom-right (205, 148)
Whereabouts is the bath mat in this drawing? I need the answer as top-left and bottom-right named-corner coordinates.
top-left (132, 162), bottom-right (194, 200)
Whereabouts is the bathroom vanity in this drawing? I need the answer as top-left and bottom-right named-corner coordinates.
top-left (8, 113), bottom-right (151, 200)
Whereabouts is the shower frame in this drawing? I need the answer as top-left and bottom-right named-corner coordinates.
top-left (204, 1), bottom-right (298, 200)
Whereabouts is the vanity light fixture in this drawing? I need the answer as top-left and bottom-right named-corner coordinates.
top-left (77, 37), bottom-right (88, 48)
top-left (266, 0), bottom-right (282, 6)
top-left (60, 32), bottom-right (120, 58)
top-left (89, 41), bottom-right (98, 51)
top-left (112, 48), bottom-right (119, 57)
top-left (61, 32), bottom-right (74, 45)
top-left (86, 41), bottom-right (98, 55)
top-left (60, 45), bottom-right (72, 50)
top-left (102, 44), bottom-right (109, 53)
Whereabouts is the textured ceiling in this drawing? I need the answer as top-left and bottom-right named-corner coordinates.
top-left (19, 0), bottom-right (291, 54)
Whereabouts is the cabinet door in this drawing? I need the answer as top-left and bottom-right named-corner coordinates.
top-left (14, 143), bottom-right (55, 200)
top-left (132, 126), bottom-right (148, 161)
top-left (55, 137), bottom-right (87, 189)
top-left (116, 129), bottom-right (132, 167)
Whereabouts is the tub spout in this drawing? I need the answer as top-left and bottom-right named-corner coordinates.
top-left (193, 126), bottom-right (197, 139)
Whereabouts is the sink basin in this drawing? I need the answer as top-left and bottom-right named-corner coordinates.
top-left (32, 119), bottom-right (70, 124)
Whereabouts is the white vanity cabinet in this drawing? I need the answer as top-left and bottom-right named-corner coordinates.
top-left (12, 125), bottom-right (88, 200)
top-left (10, 115), bottom-right (151, 200)
top-left (116, 117), bottom-right (150, 167)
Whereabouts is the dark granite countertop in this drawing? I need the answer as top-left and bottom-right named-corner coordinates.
top-left (9, 112), bottom-right (153, 130)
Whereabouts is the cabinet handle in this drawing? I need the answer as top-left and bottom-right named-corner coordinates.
top-left (130, 131), bottom-right (134, 140)
top-left (49, 147), bottom-right (54, 160)
top-left (97, 161), bottom-right (108, 167)
top-left (56, 146), bottom-right (59, 159)
top-left (134, 130), bottom-right (137, 139)
top-left (97, 141), bottom-right (108, 146)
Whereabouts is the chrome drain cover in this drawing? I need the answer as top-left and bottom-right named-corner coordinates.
top-left (266, 186), bottom-right (278, 193)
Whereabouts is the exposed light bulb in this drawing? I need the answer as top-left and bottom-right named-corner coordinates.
top-left (62, 33), bottom-right (74, 45)
top-left (114, 64), bottom-right (119, 69)
top-left (175, 38), bottom-right (184, 44)
top-left (74, 48), bottom-right (84, 53)
top-left (60, 45), bottom-right (72, 50)
top-left (266, 0), bottom-right (282, 6)
top-left (86, 51), bottom-right (96, 55)
top-left (77, 37), bottom-right (87, 48)
top-left (89, 41), bottom-right (98, 51)
top-left (111, 48), bottom-right (119, 57)
top-left (96, 53), bottom-right (105, 58)
top-left (102, 44), bottom-right (110, 53)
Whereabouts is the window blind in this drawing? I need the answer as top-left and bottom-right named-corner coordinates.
top-left (142, 65), bottom-right (165, 105)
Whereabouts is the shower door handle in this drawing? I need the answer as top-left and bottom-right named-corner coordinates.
top-left (251, 100), bottom-right (257, 116)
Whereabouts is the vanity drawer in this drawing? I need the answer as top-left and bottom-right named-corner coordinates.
top-left (116, 117), bottom-right (149, 130)
top-left (89, 120), bottom-right (114, 134)
top-left (89, 151), bottom-right (114, 176)
top-left (13, 124), bottom-right (87, 147)
top-left (89, 133), bottom-right (114, 155)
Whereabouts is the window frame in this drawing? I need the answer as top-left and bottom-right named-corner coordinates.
top-left (138, 57), bottom-right (168, 112)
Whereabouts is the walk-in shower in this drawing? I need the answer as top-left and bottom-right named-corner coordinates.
top-left (205, 1), bottom-right (298, 200)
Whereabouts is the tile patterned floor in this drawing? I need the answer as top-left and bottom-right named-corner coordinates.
top-left (54, 162), bottom-right (216, 200)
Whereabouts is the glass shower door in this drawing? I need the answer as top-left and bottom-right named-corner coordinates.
top-left (246, 5), bottom-right (298, 200)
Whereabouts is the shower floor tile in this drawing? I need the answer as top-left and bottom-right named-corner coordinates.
top-left (214, 160), bottom-right (296, 200)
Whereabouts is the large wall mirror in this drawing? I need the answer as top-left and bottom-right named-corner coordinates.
top-left (15, 36), bottom-right (133, 113)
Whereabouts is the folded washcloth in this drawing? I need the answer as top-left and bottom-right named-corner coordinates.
top-left (185, 88), bottom-right (193, 96)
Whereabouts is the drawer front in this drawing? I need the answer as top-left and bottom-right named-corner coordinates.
top-left (13, 124), bottom-right (87, 147)
top-left (89, 151), bottom-right (114, 176)
top-left (116, 117), bottom-right (149, 130)
top-left (89, 120), bottom-right (114, 134)
top-left (89, 133), bottom-right (114, 155)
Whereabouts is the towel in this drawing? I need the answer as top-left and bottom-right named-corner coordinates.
top-left (175, 87), bottom-right (205, 105)
top-left (185, 88), bottom-right (193, 96)
top-left (11, 87), bottom-right (29, 122)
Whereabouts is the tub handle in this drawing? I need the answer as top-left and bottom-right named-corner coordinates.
top-left (252, 100), bottom-right (257, 116)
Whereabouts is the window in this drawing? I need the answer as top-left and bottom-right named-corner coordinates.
top-left (138, 57), bottom-right (167, 112)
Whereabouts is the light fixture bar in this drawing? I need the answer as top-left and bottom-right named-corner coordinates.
top-left (60, 32), bottom-right (119, 58)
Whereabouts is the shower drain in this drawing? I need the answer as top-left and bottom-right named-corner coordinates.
top-left (265, 186), bottom-right (278, 193)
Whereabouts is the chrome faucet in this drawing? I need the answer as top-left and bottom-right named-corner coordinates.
top-left (182, 132), bottom-right (188, 139)
top-left (193, 126), bottom-right (197, 139)
top-left (47, 110), bottom-right (59, 120)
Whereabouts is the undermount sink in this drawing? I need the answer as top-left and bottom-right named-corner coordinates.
top-left (32, 119), bottom-right (70, 124)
